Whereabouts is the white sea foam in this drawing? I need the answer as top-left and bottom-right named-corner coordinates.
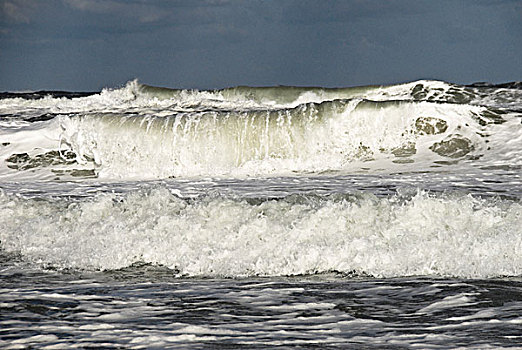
top-left (0, 188), bottom-right (520, 278)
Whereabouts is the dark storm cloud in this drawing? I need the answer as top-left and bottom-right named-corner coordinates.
top-left (0, 0), bottom-right (521, 91)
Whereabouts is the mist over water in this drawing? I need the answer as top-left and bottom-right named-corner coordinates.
top-left (1, 79), bottom-right (521, 348)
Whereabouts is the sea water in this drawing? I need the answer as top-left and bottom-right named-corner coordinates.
top-left (0, 80), bottom-right (521, 348)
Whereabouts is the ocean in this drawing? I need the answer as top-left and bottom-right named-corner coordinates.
top-left (0, 80), bottom-right (521, 348)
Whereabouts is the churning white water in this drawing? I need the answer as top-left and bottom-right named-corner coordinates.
top-left (0, 79), bottom-right (521, 348)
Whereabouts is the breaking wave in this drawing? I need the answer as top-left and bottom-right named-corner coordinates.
top-left (0, 79), bottom-right (521, 279)
top-left (1, 80), bottom-right (521, 179)
top-left (0, 188), bottom-right (520, 278)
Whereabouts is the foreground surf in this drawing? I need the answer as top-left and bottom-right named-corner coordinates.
top-left (0, 188), bottom-right (520, 278)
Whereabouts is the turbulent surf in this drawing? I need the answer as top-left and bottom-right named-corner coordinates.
top-left (1, 79), bottom-right (521, 348)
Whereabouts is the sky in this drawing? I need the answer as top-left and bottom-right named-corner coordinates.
top-left (0, 0), bottom-right (521, 91)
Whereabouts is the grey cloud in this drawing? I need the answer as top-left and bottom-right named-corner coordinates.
top-left (62, 0), bottom-right (238, 25)
top-left (1, 0), bottom-right (40, 23)
top-left (63, 0), bottom-right (167, 23)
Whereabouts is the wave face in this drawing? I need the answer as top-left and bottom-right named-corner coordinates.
top-left (1, 79), bottom-right (521, 179)
top-left (1, 188), bottom-right (520, 278)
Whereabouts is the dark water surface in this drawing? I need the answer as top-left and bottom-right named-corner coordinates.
top-left (1, 256), bottom-right (521, 349)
